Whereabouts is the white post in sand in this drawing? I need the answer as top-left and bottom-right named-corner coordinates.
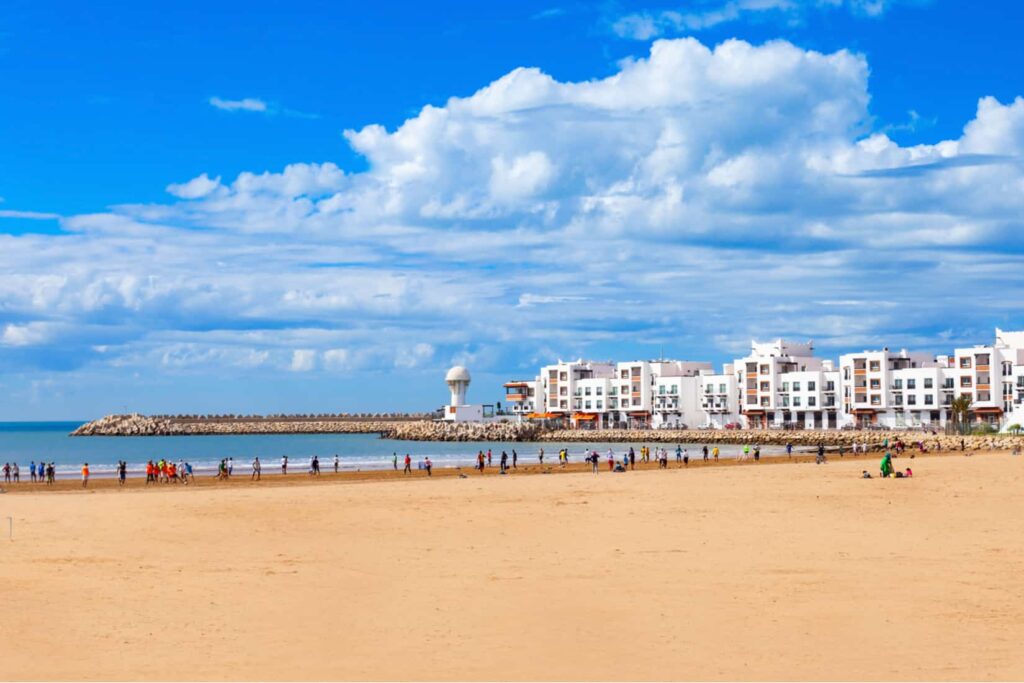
top-left (7, 516), bottom-right (12, 541)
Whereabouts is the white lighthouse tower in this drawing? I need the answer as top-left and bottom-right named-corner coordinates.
top-left (443, 366), bottom-right (486, 421)
top-left (445, 365), bottom-right (471, 407)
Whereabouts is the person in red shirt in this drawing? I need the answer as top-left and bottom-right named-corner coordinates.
top-left (403, 454), bottom-right (411, 474)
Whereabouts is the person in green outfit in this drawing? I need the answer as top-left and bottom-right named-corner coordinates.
top-left (880, 451), bottom-right (894, 478)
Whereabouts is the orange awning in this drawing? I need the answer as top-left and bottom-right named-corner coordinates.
top-left (573, 413), bottom-right (598, 421)
top-left (527, 412), bottom-right (562, 419)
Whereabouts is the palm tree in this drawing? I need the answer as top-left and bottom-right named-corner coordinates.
top-left (950, 394), bottom-right (973, 435)
top-left (1007, 423), bottom-right (1022, 435)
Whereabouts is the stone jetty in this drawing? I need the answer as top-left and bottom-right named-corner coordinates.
top-left (71, 414), bottom-right (1023, 451)
top-left (71, 413), bottom-right (430, 437)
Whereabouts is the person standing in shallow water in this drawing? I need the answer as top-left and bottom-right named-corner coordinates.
top-left (281, 455), bottom-right (288, 475)
top-left (81, 463), bottom-right (89, 488)
top-left (424, 457), bottom-right (432, 476)
top-left (392, 453), bottom-right (397, 471)
top-left (512, 449), bottom-right (518, 469)
top-left (252, 457), bottom-right (261, 481)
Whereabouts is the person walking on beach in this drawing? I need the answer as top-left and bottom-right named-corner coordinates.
top-left (538, 448), bottom-right (544, 464)
top-left (281, 455), bottom-right (288, 475)
top-left (424, 457), bottom-right (432, 476)
top-left (392, 453), bottom-right (397, 471)
top-left (404, 453), bottom-right (412, 474)
top-left (816, 443), bottom-right (826, 465)
top-left (39, 461), bottom-right (47, 484)
top-left (118, 460), bottom-right (127, 486)
top-left (335, 455), bottom-right (341, 473)
top-left (754, 445), bottom-right (760, 462)
top-left (487, 449), bottom-right (492, 467)
top-left (11, 462), bottom-right (18, 482)
top-left (30, 460), bottom-right (36, 483)
top-left (185, 462), bottom-right (193, 483)
top-left (228, 458), bottom-right (234, 476)
top-left (252, 457), bottom-right (261, 481)
top-left (683, 449), bottom-right (689, 467)
top-left (712, 446), bottom-right (719, 461)
top-left (81, 463), bottom-right (89, 488)
top-left (313, 455), bottom-right (320, 476)
top-left (607, 449), bottom-right (615, 471)
top-left (477, 451), bottom-right (485, 472)
top-left (500, 451), bottom-right (508, 474)
top-left (629, 448), bottom-right (635, 470)
top-left (512, 449), bottom-right (518, 469)
top-left (676, 445), bottom-right (682, 464)
top-left (591, 451), bottom-right (599, 474)
top-left (3, 463), bottom-right (9, 483)
top-left (786, 442), bottom-right (793, 458)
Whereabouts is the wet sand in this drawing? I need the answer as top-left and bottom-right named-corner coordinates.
top-left (1, 451), bottom-right (1022, 680)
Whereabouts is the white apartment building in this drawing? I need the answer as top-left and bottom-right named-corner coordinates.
top-left (735, 339), bottom-right (841, 429)
top-left (504, 328), bottom-right (1024, 431)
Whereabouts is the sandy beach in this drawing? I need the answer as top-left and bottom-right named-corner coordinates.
top-left (1, 451), bottom-right (1022, 681)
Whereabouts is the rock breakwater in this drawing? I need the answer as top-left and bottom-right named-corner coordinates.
top-left (71, 415), bottom-right (1024, 450)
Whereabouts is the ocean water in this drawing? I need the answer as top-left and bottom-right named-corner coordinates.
top-left (0, 422), bottom-right (788, 478)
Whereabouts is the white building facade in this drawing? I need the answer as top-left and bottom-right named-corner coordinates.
top-left (504, 328), bottom-right (1024, 431)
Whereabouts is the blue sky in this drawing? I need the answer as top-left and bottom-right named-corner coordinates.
top-left (1, 0), bottom-right (1023, 419)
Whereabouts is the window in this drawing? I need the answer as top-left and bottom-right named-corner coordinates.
top-left (870, 394), bottom-right (881, 406)
top-left (761, 397), bottom-right (770, 407)
top-left (719, 383), bottom-right (727, 393)
top-left (908, 395), bottom-right (916, 406)
top-left (596, 400), bottom-right (603, 409)
top-left (907, 379), bottom-right (916, 390)
top-left (894, 394), bottom-right (903, 406)
top-left (808, 396), bottom-right (816, 407)
top-left (944, 378), bottom-right (955, 389)
top-left (560, 387), bottom-right (567, 396)
top-left (584, 401), bottom-right (591, 409)
top-left (781, 382), bottom-right (789, 391)
top-left (793, 397), bottom-right (801, 407)
top-left (760, 382), bottom-right (770, 392)
top-left (960, 357), bottom-right (972, 369)
top-left (870, 379), bottom-right (881, 390)
top-left (631, 383), bottom-right (640, 394)
top-left (894, 379), bottom-right (903, 389)
top-left (825, 381), bottom-right (835, 391)
top-left (760, 364), bottom-right (770, 375)
top-left (560, 372), bottom-right (568, 381)
top-left (671, 385), bottom-right (678, 394)
top-left (869, 360), bottom-right (881, 371)
top-left (924, 378), bottom-right (933, 389)
top-left (961, 376), bottom-right (972, 387)
top-left (585, 387), bottom-right (591, 396)
top-left (781, 397), bottom-right (789, 407)
top-left (658, 386), bottom-right (665, 395)
top-left (793, 382), bottom-right (801, 391)
top-left (808, 381), bottom-right (816, 391)
top-left (924, 394), bottom-right (933, 405)
top-left (620, 369), bottom-right (629, 379)
top-left (596, 387), bottom-right (602, 396)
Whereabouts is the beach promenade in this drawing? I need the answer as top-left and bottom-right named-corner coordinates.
top-left (1, 452), bottom-right (1022, 680)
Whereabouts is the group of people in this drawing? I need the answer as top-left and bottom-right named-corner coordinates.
top-left (3, 461), bottom-right (57, 485)
top-left (145, 458), bottom-right (195, 484)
